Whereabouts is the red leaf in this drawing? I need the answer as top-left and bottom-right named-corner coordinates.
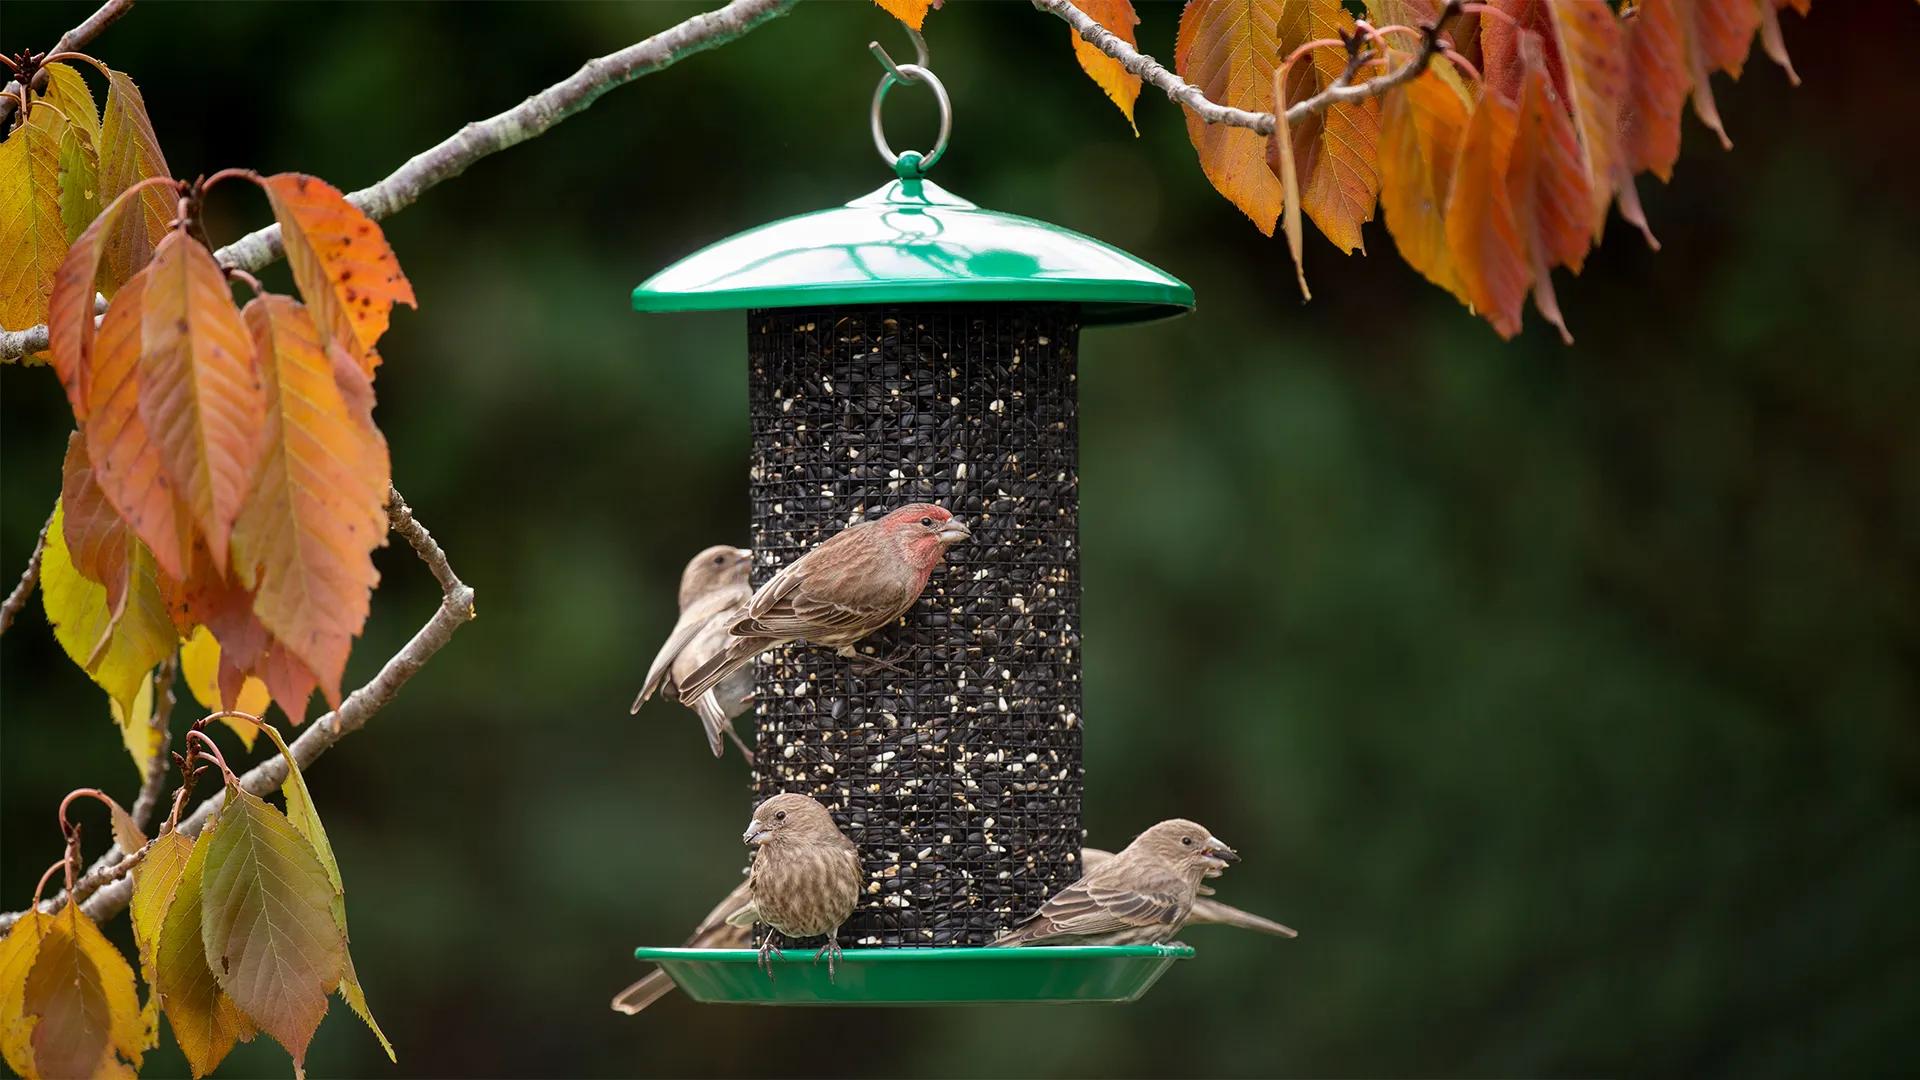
top-left (260, 174), bottom-right (415, 378)
top-left (1507, 31), bottom-right (1594, 343)
top-left (59, 432), bottom-right (134, 619)
top-left (230, 297), bottom-right (390, 708)
top-left (136, 230), bottom-right (266, 575)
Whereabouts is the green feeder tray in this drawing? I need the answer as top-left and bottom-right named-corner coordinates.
top-left (630, 166), bottom-right (1193, 326)
top-left (630, 945), bottom-right (1194, 1006)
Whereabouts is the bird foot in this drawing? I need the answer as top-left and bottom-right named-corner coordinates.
top-left (757, 930), bottom-right (786, 980)
top-left (813, 937), bottom-right (843, 982)
top-left (841, 645), bottom-right (913, 677)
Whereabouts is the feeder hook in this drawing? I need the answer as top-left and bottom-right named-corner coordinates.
top-left (869, 27), bottom-right (950, 178)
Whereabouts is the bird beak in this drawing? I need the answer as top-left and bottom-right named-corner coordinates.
top-left (734, 548), bottom-right (752, 563)
top-left (936, 518), bottom-right (971, 546)
top-left (1200, 837), bottom-right (1239, 870)
top-left (743, 819), bottom-right (769, 846)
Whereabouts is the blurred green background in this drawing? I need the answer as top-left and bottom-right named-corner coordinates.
top-left (5, 1), bottom-right (1918, 1076)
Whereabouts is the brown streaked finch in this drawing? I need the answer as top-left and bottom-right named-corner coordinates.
top-left (1083, 846), bottom-right (1296, 939)
top-left (610, 877), bottom-right (753, 1014)
top-left (610, 841), bottom-right (1288, 1014)
top-left (631, 545), bottom-right (757, 760)
top-left (724, 793), bottom-right (862, 977)
top-left (993, 820), bottom-right (1240, 947)
top-left (675, 504), bottom-right (970, 707)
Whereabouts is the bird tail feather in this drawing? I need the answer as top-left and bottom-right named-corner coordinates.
top-left (1188, 898), bottom-right (1298, 938)
top-left (693, 689), bottom-right (755, 763)
top-left (610, 971), bottom-right (676, 1015)
top-left (677, 636), bottom-right (767, 704)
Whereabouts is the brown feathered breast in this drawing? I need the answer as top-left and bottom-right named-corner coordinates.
top-left (743, 838), bottom-right (862, 939)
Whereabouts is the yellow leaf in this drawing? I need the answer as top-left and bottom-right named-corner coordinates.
top-left (0, 911), bottom-right (56, 1077)
top-left (153, 821), bottom-right (253, 1077)
top-left (39, 63), bottom-right (101, 150)
top-left (1069, 0), bottom-right (1143, 132)
top-left (22, 901), bottom-right (144, 1077)
top-left (130, 830), bottom-right (193, 1048)
top-left (257, 724), bottom-right (394, 1061)
top-left (109, 671), bottom-right (165, 784)
top-left (0, 103), bottom-right (70, 337)
top-left (1378, 70), bottom-right (1473, 303)
top-left (1175, 0), bottom-right (1286, 233)
top-left (179, 625), bottom-right (268, 747)
top-left (96, 69), bottom-right (172, 294)
top-left (41, 500), bottom-right (176, 727)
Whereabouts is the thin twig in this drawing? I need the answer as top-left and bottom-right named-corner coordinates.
top-left (0, 486), bottom-right (476, 930)
top-left (0, 0), bottom-right (135, 133)
top-left (129, 651), bottom-right (179, 835)
top-left (0, 0), bottom-right (795, 360)
top-left (0, 510), bottom-right (53, 637)
top-left (1031, 0), bottom-right (1448, 137)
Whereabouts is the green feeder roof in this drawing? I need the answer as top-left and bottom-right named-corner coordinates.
top-left (631, 944), bottom-right (1194, 1006)
top-left (631, 165), bottom-right (1193, 326)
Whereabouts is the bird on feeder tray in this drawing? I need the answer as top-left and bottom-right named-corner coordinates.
top-left (610, 844), bottom-right (1293, 1013)
top-left (993, 819), bottom-right (1242, 948)
top-left (631, 545), bottom-right (757, 761)
top-left (727, 793), bottom-right (862, 977)
top-left (675, 503), bottom-right (970, 711)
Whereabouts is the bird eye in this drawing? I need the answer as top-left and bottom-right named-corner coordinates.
top-left (713, 554), bottom-right (726, 565)
top-left (1182, 836), bottom-right (1193, 846)
top-left (920, 517), bottom-right (933, 527)
top-left (775, 810), bottom-right (787, 821)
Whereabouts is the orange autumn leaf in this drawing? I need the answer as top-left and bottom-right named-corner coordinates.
top-left (1444, 83), bottom-right (1527, 338)
top-left (85, 268), bottom-right (195, 581)
top-left (49, 178), bottom-right (168, 422)
top-left (1683, 0), bottom-right (1763, 149)
top-left (1175, 0), bottom-right (1286, 234)
top-left (1274, 0), bottom-right (1382, 253)
top-left (137, 230), bottom-right (266, 575)
top-left (231, 296), bottom-right (390, 709)
top-left (1267, 70), bottom-right (1310, 300)
top-left (96, 69), bottom-right (174, 296)
top-left (1378, 69), bottom-right (1473, 304)
top-left (1070, 0), bottom-right (1144, 132)
top-left (1506, 31), bottom-right (1594, 344)
top-left (259, 173), bottom-right (415, 378)
top-left (1619, 0), bottom-right (1689, 182)
top-left (872, 0), bottom-right (941, 31)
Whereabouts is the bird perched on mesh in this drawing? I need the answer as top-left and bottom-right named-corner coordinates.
top-left (726, 793), bottom-right (862, 977)
top-left (610, 841), bottom-right (1289, 1014)
top-left (631, 545), bottom-right (757, 760)
top-left (993, 820), bottom-right (1240, 947)
top-left (675, 504), bottom-right (970, 711)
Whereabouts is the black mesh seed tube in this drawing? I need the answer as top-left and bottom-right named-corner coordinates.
top-left (747, 303), bottom-right (1085, 948)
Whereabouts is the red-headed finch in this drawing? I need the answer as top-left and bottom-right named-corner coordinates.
top-left (631, 545), bottom-right (756, 760)
top-left (1083, 846), bottom-right (1296, 939)
top-left (675, 504), bottom-right (970, 705)
top-left (610, 877), bottom-right (753, 1014)
top-left (725, 793), bottom-right (862, 976)
top-left (993, 820), bottom-right (1240, 947)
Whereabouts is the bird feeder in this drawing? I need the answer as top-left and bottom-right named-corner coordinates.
top-left (629, 30), bottom-right (1193, 1005)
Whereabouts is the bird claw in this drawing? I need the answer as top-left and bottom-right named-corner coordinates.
top-left (844, 646), bottom-right (913, 677)
top-left (757, 930), bottom-right (785, 980)
top-left (814, 937), bottom-right (843, 982)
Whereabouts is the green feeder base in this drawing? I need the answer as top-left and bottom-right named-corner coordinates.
top-left (630, 945), bottom-right (1194, 1006)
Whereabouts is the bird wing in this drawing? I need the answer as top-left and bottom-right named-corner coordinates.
top-left (692, 878), bottom-right (757, 939)
top-left (1187, 896), bottom-right (1298, 938)
top-left (1015, 867), bottom-right (1187, 941)
top-left (732, 522), bottom-right (910, 641)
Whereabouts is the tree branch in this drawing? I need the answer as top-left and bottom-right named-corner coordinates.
top-left (1031, 0), bottom-right (1446, 137)
top-left (128, 651), bottom-right (178, 834)
top-left (0, 0), bottom-right (134, 133)
top-left (0, 486), bottom-right (476, 931)
top-left (0, 0), bottom-right (796, 360)
top-left (0, 510), bottom-right (53, 637)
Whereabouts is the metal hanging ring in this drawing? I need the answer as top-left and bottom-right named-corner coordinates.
top-left (870, 63), bottom-right (950, 176)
